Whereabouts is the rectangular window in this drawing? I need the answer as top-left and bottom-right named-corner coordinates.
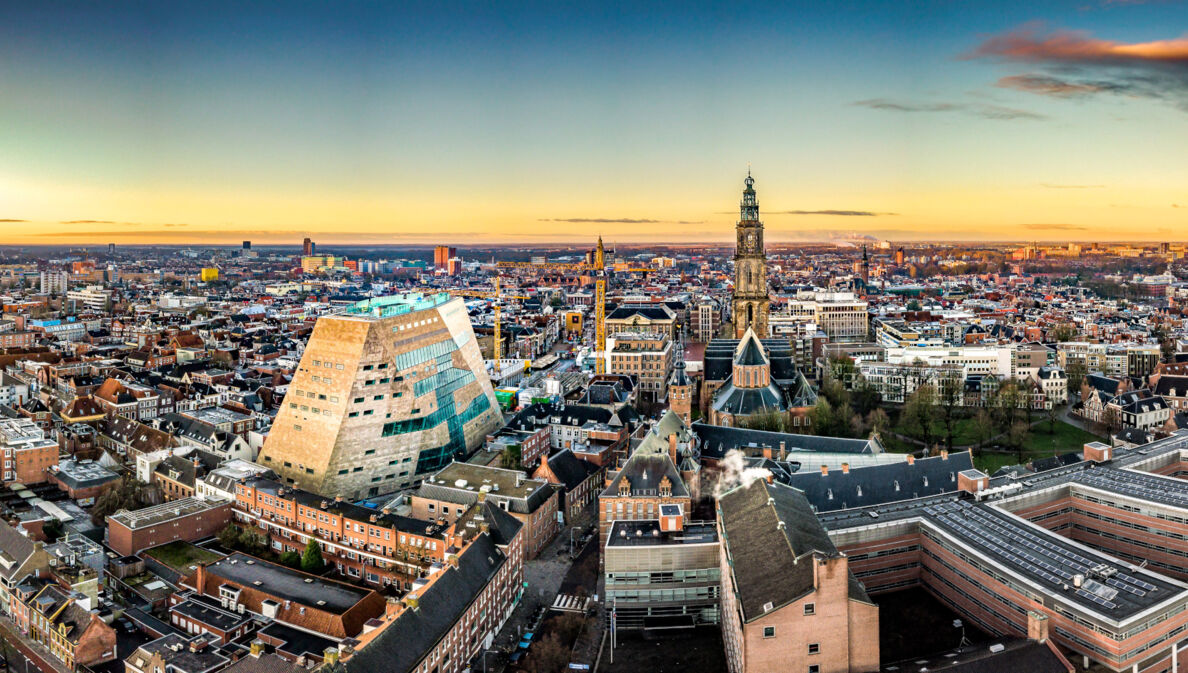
top-left (374, 395), bottom-right (384, 400)
top-left (763, 627), bottom-right (775, 638)
top-left (363, 365), bottom-right (374, 371)
top-left (809, 667), bottom-right (819, 673)
top-left (354, 397), bottom-right (364, 403)
top-left (808, 643), bottom-right (819, 655)
top-left (348, 412), bottom-right (359, 418)
top-left (804, 603), bottom-right (815, 616)
top-left (363, 410), bottom-right (374, 416)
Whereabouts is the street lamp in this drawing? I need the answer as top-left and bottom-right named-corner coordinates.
top-left (480, 649), bottom-right (500, 673)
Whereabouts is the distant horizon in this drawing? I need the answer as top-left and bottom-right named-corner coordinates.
top-left (4, 235), bottom-right (1184, 250)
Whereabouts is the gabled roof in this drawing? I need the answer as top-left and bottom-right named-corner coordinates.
top-left (734, 327), bottom-right (768, 366)
top-left (785, 452), bottom-right (975, 513)
top-left (717, 479), bottom-right (867, 622)
top-left (343, 534), bottom-right (509, 673)
top-left (603, 450), bottom-right (688, 499)
top-left (539, 449), bottom-right (600, 491)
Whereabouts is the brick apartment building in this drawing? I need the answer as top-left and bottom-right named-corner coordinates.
top-left (407, 462), bottom-right (559, 559)
top-left (0, 418), bottom-right (59, 486)
top-left (186, 552), bottom-right (387, 639)
top-left (233, 477), bottom-right (457, 590)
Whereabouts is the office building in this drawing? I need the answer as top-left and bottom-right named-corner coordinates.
top-left (303, 237), bottom-right (314, 256)
top-left (258, 293), bottom-right (502, 499)
top-left (607, 331), bottom-right (673, 402)
top-left (605, 516), bottom-right (721, 630)
top-left (434, 245), bottom-right (457, 269)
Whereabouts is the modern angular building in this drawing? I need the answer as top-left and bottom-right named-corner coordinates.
top-left (258, 293), bottom-right (502, 499)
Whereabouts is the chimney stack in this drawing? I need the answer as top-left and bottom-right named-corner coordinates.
top-left (1027, 611), bottom-right (1050, 643)
top-left (779, 441), bottom-right (786, 461)
top-left (249, 640), bottom-right (264, 658)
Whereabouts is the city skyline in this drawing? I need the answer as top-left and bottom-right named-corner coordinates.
top-left (2, 1), bottom-right (1187, 245)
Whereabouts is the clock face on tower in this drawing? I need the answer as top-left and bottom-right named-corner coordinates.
top-left (746, 231), bottom-right (755, 249)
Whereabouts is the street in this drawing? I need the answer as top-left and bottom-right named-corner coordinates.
top-left (0, 613), bottom-right (71, 673)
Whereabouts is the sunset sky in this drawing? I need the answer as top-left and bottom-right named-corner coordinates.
top-left (1, 1), bottom-right (1186, 246)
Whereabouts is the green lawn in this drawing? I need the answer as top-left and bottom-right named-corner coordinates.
top-left (1021, 420), bottom-right (1103, 457)
top-left (144, 541), bottom-right (223, 572)
top-left (971, 421), bottom-right (1104, 474)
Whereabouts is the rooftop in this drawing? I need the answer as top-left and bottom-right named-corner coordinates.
top-left (109, 497), bottom-right (226, 530)
top-left (606, 520), bottom-right (718, 547)
top-left (206, 552), bottom-right (374, 614)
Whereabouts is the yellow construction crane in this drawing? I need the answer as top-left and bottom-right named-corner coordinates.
top-left (491, 238), bottom-right (608, 373)
top-left (493, 276), bottom-right (502, 362)
top-left (594, 237), bottom-right (607, 375)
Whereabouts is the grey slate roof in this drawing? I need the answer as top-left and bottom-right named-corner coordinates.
top-left (343, 533), bottom-right (508, 673)
top-left (784, 452), bottom-right (974, 513)
top-left (692, 422), bottom-right (878, 461)
top-left (0, 520), bottom-right (38, 582)
top-left (717, 479), bottom-right (869, 622)
top-left (541, 449), bottom-right (600, 491)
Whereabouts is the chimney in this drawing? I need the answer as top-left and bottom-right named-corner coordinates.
top-left (1027, 611), bottom-right (1050, 643)
top-left (765, 473), bottom-right (774, 485)
top-left (669, 434), bottom-right (678, 465)
top-left (323, 647), bottom-right (340, 665)
top-left (820, 464), bottom-right (829, 476)
top-left (249, 640), bottom-right (264, 657)
top-left (762, 445), bottom-right (772, 460)
top-left (779, 441), bottom-right (786, 461)
top-left (906, 454), bottom-right (916, 466)
top-left (842, 463), bottom-right (850, 475)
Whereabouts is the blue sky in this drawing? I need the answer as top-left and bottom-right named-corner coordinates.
top-left (1, 0), bottom-right (1185, 243)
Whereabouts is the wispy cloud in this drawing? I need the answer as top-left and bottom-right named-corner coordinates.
top-left (1041, 182), bottom-right (1105, 189)
top-left (0, 219), bottom-right (28, 223)
top-left (58, 220), bottom-right (190, 227)
top-left (537, 217), bottom-right (703, 224)
top-left (853, 98), bottom-right (1046, 120)
top-left (773, 209), bottom-right (898, 217)
top-left (967, 25), bottom-right (1188, 111)
top-left (1021, 223), bottom-right (1090, 230)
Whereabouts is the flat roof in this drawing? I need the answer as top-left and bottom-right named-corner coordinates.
top-left (206, 552), bottom-right (373, 615)
top-left (109, 497), bottom-right (226, 530)
top-left (927, 500), bottom-right (1179, 620)
top-left (607, 520), bottom-right (718, 547)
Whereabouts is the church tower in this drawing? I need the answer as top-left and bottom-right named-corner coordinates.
top-left (731, 171), bottom-right (770, 338)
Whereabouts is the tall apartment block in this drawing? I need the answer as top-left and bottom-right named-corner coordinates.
top-left (258, 293), bottom-right (503, 499)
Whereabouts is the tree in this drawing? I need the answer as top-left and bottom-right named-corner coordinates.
top-left (1045, 403), bottom-right (1060, 434)
top-left (936, 373), bottom-right (964, 451)
top-left (90, 475), bottom-right (164, 525)
top-left (499, 445), bottom-right (522, 471)
top-left (906, 299), bottom-right (922, 311)
top-left (280, 551), bottom-right (302, 569)
top-left (1101, 406), bottom-right (1122, 440)
top-left (1065, 359), bottom-right (1088, 398)
top-left (809, 398), bottom-right (836, 437)
top-left (867, 408), bottom-right (891, 440)
top-left (738, 410), bottom-right (788, 434)
top-left (526, 632), bottom-right (569, 673)
top-left (1051, 323), bottom-right (1078, 343)
top-left (1007, 421), bottom-right (1031, 460)
top-left (902, 384), bottom-right (938, 450)
top-left (301, 538), bottom-right (326, 574)
top-left (972, 409), bottom-right (995, 456)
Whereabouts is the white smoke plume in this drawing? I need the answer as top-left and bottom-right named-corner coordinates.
top-left (714, 449), bottom-right (772, 498)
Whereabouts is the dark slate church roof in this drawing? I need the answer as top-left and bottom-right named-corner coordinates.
top-left (785, 452), bottom-right (974, 512)
top-left (691, 423), bottom-right (879, 461)
top-left (710, 384), bottom-right (787, 417)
